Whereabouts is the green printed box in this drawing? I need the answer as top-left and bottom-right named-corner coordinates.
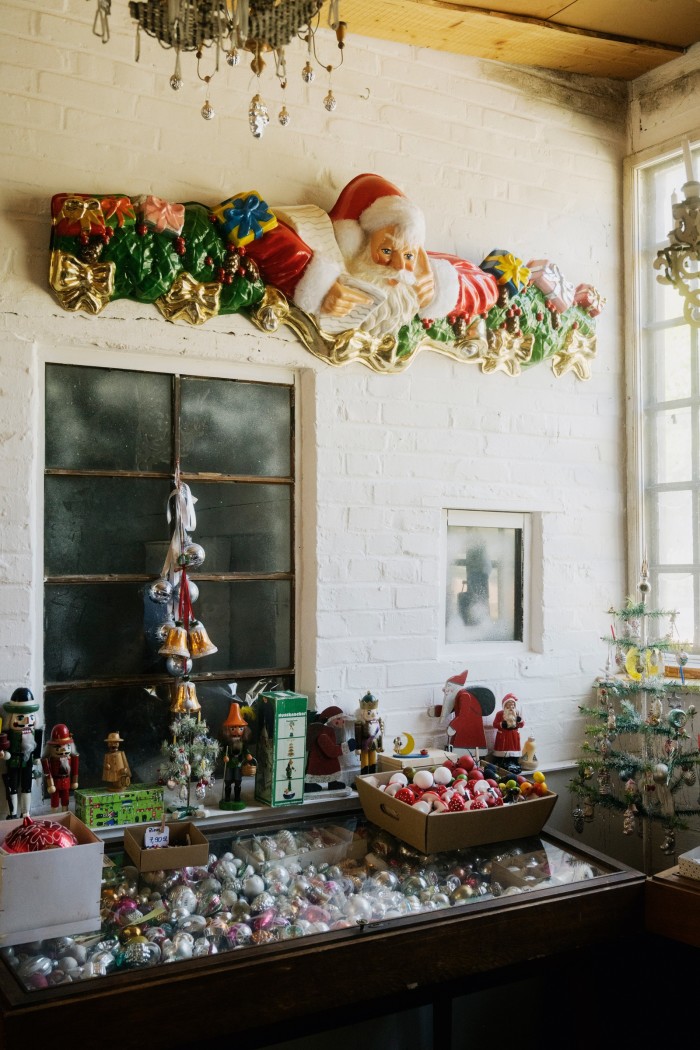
top-left (74, 784), bottom-right (164, 829)
top-left (254, 690), bottom-right (308, 806)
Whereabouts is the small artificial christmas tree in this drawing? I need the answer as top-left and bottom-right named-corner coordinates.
top-left (160, 712), bottom-right (221, 817)
top-left (570, 561), bottom-right (700, 864)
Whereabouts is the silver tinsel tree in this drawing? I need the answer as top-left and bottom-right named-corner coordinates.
top-left (160, 713), bottom-right (221, 816)
top-left (570, 562), bottom-right (700, 864)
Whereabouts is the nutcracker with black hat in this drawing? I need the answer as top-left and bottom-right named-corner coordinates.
top-left (0, 688), bottom-right (43, 819)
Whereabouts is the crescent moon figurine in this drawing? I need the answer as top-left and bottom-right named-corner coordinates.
top-left (625, 646), bottom-right (660, 681)
top-left (397, 732), bottom-right (415, 756)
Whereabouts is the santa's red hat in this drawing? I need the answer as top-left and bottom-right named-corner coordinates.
top-left (447, 670), bottom-right (468, 687)
top-left (329, 173), bottom-right (426, 260)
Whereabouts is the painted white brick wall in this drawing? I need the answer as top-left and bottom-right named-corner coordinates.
top-left (1, 2), bottom-right (696, 771)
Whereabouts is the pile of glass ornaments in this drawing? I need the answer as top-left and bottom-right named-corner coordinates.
top-left (1, 825), bottom-right (581, 992)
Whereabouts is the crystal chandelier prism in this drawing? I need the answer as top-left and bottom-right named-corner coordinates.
top-left (91, 0), bottom-right (347, 134)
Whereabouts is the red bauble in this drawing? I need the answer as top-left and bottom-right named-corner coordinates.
top-left (2, 816), bottom-right (78, 854)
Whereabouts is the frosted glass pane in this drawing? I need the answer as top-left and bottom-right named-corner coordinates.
top-left (445, 524), bottom-right (522, 643)
top-left (188, 483), bottom-right (291, 573)
top-left (45, 583), bottom-right (148, 681)
top-left (652, 327), bottom-right (691, 403)
top-left (648, 407), bottom-right (691, 483)
top-left (45, 476), bottom-right (170, 575)
top-left (657, 491), bottom-right (693, 563)
top-left (180, 377), bottom-right (291, 476)
top-left (657, 572), bottom-right (694, 646)
top-left (45, 364), bottom-right (171, 472)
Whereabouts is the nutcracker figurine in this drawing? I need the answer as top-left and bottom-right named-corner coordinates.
top-left (41, 723), bottom-right (79, 810)
top-left (354, 691), bottom-right (384, 776)
top-left (102, 731), bottom-right (132, 790)
top-left (219, 700), bottom-right (254, 811)
top-left (0, 688), bottom-right (43, 819)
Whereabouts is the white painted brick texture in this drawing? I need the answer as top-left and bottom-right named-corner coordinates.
top-left (1, 1), bottom-right (695, 765)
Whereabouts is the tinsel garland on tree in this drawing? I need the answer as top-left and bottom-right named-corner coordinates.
top-left (570, 564), bottom-right (700, 859)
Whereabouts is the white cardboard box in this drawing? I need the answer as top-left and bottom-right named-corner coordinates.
top-left (0, 813), bottom-right (104, 946)
top-left (678, 846), bottom-right (700, 881)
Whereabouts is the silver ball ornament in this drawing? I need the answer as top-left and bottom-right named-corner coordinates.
top-left (179, 543), bottom-right (205, 568)
top-left (165, 655), bottom-right (193, 678)
top-left (148, 578), bottom-right (173, 604)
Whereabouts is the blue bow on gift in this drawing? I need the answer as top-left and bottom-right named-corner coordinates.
top-left (224, 194), bottom-right (273, 241)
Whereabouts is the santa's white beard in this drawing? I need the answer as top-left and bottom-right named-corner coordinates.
top-left (346, 252), bottom-right (420, 337)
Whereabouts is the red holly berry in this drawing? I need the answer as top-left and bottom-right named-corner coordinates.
top-left (136, 223), bottom-right (148, 236)
top-left (78, 233), bottom-right (90, 246)
top-left (217, 268), bottom-right (226, 282)
top-left (224, 274), bottom-right (233, 284)
top-left (572, 320), bottom-right (579, 329)
top-left (174, 237), bottom-right (186, 256)
top-left (239, 265), bottom-right (246, 275)
top-left (238, 245), bottom-right (247, 256)
top-left (422, 318), bottom-right (433, 329)
top-left (536, 312), bottom-right (544, 321)
top-left (204, 255), bottom-right (214, 267)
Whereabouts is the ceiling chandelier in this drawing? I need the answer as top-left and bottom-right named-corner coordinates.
top-left (654, 139), bottom-right (700, 327)
top-left (91, 0), bottom-right (347, 136)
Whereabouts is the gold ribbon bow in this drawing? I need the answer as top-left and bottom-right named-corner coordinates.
top-left (49, 250), bottom-right (115, 314)
top-left (156, 272), bottom-right (221, 325)
top-left (55, 196), bottom-right (104, 233)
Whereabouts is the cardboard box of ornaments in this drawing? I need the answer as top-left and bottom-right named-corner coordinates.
top-left (355, 770), bottom-right (557, 854)
top-left (0, 812), bottom-right (104, 946)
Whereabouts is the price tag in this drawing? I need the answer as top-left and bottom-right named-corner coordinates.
top-left (144, 822), bottom-right (169, 849)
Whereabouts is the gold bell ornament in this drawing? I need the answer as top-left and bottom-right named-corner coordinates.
top-left (158, 622), bottom-right (190, 659)
top-left (188, 620), bottom-right (218, 659)
top-left (170, 677), bottom-right (202, 717)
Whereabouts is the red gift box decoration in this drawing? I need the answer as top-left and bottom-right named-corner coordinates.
top-left (526, 259), bottom-right (575, 313)
top-left (134, 194), bottom-right (185, 235)
top-left (101, 195), bottom-right (136, 228)
top-left (51, 193), bottom-right (106, 237)
top-left (574, 283), bottom-right (605, 317)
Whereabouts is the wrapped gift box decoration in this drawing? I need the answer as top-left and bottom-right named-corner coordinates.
top-left (0, 813), bottom-right (103, 946)
top-left (254, 690), bottom-right (308, 807)
top-left (51, 193), bottom-right (106, 237)
top-left (100, 195), bottom-right (136, 229)
top-left (75, 784), bottom-right (164, 829)
top-left (480, 249), bottom-right (531, 297)
top-left (213, 191), bottom-right (278, 247)
top-left (134, 194), bottom-right (185, 235)
top-left (573, 282), bottom-right (605, 316)
top-left (526, 259), bottom-right (575, 313)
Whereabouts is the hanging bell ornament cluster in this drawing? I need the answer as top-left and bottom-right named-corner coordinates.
top-left (146, 472), bottom-right (218, 714)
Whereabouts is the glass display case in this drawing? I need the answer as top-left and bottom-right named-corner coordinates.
top-left (0, 805), bottom-right (646, 1049)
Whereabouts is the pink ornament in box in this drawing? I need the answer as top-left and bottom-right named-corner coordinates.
top-left (526, 259), bottom-right (575, 313)
top-left (134, 194), bottom-right (185, 235)
top-left (574, 283), bottom-right (605, 317)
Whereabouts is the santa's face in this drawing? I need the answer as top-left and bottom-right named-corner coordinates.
top-left (347, 233), bottom-right (421, 337)
top-left (368, 226), bottom-right (420, 279)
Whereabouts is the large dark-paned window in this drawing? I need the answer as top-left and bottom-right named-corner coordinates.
top-left (44, 363), bottom-right (294, 787)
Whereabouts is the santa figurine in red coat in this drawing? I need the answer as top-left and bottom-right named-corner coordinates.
top-left (304, 707), bottom-right (356, 793)
top-left (245, 173), bottom-right (498, 339)
top-left (41, 723), bottom-right (79, 811)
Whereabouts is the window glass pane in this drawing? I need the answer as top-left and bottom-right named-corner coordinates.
top-left (45, 583), bottom-right (148, 681)
top-left (45, 364), bottom-right (171, 472)
top-left (648, 326), bottom-right (692, 403)
top-left (445, 524), bottom-right (522, 643)
top-left (180, 376), bottom-right (291, 476)
top-left (657, 490), bottom-right (693, 563)
top-left (656, 571), bottom-right (694, 646)
top-left (45, 476), bottom-right (171, 575)
top-left (160, 580), bottom-right (292, 671)
top-left (646, 407), bottom-right (691, 484)
top-left (189, 482), bottom-right (292, 573)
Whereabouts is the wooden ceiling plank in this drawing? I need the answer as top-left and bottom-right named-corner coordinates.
top-left (343, 0), bottom-right (688, 79)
